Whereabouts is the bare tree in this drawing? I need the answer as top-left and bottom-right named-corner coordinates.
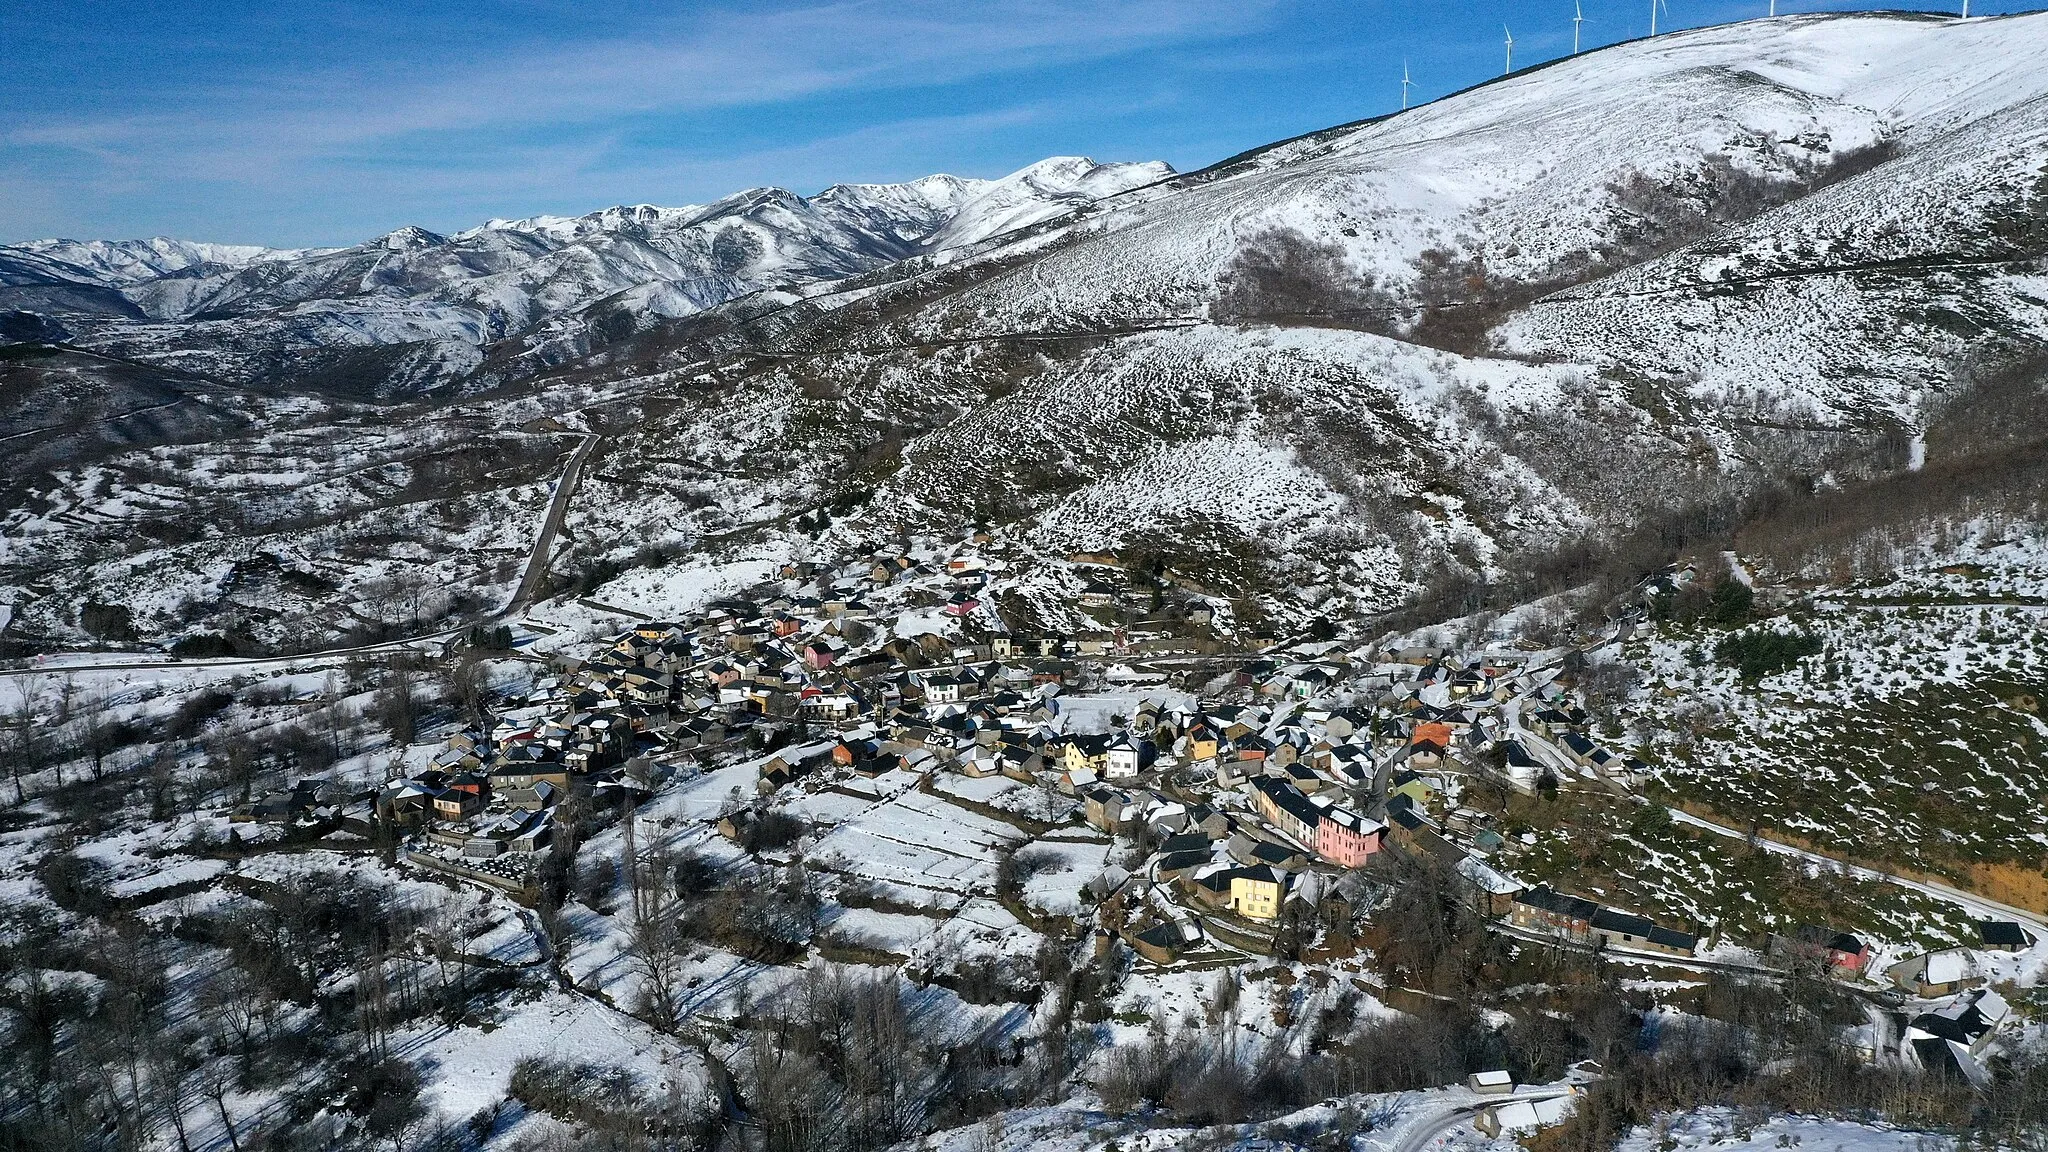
top-left (372, 661), bottom-right (419, 746)
top-left (78, 684), bottom-right (115, 780)
top-left (627, 837), bottom-right (687, 1030)
top-left (6, 686), bottom-right (43, 803)
top-left (199, 1057), bottom-right (241, 1152)
top-left (147, 1041), bottom-right (198, 1152)
top-left (445, 655), bottom-right (489, 726)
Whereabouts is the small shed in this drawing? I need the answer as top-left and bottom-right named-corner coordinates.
top-left (1467, 1070), bottom-right (1514, 1095)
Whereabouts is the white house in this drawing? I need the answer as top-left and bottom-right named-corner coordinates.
top-left (1104, 734), bottom-right (1146, 779)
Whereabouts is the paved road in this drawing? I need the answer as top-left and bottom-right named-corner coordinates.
top-left (0, 630), bottom-right (469, 680)
top-left (1385, 1090), bottom-right (1574, 1152)
top-left (507, 432), bottom-right (600, 615)
top-left (1388, 1101), bottom-right (1488, 1152)
top-left (1487, 921), bottom-right (1901, 1011)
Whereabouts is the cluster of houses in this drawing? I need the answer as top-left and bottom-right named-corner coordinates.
top-left (1036, 649), bottom-right (1703, 965)
top-left (369, 546), bottom-right (1228, 879)
top-left (231, 777), bottom-right (371, 831)
top-left (1764, 922), bottom-right (2032, 1080)
top-left (337, 536), bottom-right (2032, 1017)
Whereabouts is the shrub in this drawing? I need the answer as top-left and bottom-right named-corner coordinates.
top-left (1212, 227), bottom-right (1391, 323)
top-left (508, 1056), bottom-right (718, 1148)
top-left (1715, 629), bottom-right (1822, 681)
top-left (171, 632), bottom-right (238, 658)
top-left (164, 688), bottom-right (235, 740)
top-left (79, 602), bottom-right (135, 642)
top-left (739, 809), bottom-right (807, 854)
top-left (507, 1057), bottom-right (639, 1128)
top-left (467, 624), bottom-right (515, 651)
top-left (1708, 578), bottom-right (1754, 625)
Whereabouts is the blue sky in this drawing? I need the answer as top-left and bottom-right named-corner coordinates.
top-left (0, 0), bottom-right (2019, 246)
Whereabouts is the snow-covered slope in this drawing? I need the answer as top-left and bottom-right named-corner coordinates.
top-left (903, 13), bottom-right (2048, 334)
top-left (560, 11), bottom-right (2048, 626)
top-left (8, 12), bottom-right (2048, 650)
top-left (918, 156), bottom-right (1173, 251)
top-left (0, 157), bottom-right (1168, 331)
top-left (0, 156), bottom-right (1169, 397)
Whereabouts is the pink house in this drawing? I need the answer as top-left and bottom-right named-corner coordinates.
top-left (1315, 806), bottom-right (1386, 868)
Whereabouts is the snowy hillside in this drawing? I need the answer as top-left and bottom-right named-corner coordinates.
top-left (8, 12), bottom-right (2048, 651)
top-left (905, 13), bottom-right (2046, 327)
top-left (548, 10), bottom-right (2048, 626)
top-left (13, 14), bottom-right (2048, 1150)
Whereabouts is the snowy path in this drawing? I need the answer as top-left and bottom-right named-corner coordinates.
top-left (1369, 1088), bottom-right (1576, 1152)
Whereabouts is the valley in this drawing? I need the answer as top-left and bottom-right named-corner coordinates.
top-left (6, 8), bottom-right (2048, 1152)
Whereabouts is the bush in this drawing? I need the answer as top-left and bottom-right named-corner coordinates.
top-left (1212, 227), bottom-right (1391, 323)
top-left (36, 851), bottom-right (117, 917)
top-left (509, 1056), bottom-right (718, 1149)
top-left (79, 602), bottom-right (136, 642)
top-left (467, 624), bottom-right (515, 651)
top-left (345, 1057), bottom-right (424, 1140)
top-left (164, 688), bottom-right (235, 740)
top-left (739, 809), bottom-right (807, 854)
top-left (508, 1057), bottom-right (640, 1128)
top-left (1714, 629), bottom-right (1822, 681)
top-left (171, 632), bottom-right (238, 657)
top-left (697, 867), bottom-right (819, 962)
top-left (1707, 577), bottom-right (1754, 625)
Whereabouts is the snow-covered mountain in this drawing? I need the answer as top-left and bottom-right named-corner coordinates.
top-left (560, 11), bottom-right (2048, 629)
top-left (0, 157), bottom-right (1169, 343)
top-left (0, 156), bottom-right (1169, 400)
top-left (6, 12), bottom-right (2048, 653)
top-left (3, 237), bottom-right (289, 285)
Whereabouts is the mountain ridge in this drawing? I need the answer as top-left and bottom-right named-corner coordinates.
top-left (3, 11), bottom-right (2047, 656)
top-left (1, 156), bottom-right (1173, 324)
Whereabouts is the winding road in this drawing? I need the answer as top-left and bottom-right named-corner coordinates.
top-left (506, 431), bottom-right (601, 615)
top-left (1382, 1089), bottom-right (1576, 1152)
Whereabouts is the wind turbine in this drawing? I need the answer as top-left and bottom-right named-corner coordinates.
top-left (1574, 0), bottom-right (1585, 53)
top-left (1402, 58), bottom-right (1414, 109)
top-left (1504, 24), bottom-right (1515, 74)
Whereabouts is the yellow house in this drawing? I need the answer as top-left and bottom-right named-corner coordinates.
top-left (1064, 735), bottom-right (1110, 776)
top-left (1186, 726), bottom-right (1220, 761)
top-left (1388, 770), bottom-right (1438, 809)
top-left (1229, 869), bottom-right (1284, 921)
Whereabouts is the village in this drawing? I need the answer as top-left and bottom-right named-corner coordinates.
top-left (234, 538), bottom-right (2041, 1097)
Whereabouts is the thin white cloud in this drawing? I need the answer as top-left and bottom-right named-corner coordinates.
top-left (6, 1), bottom-right (1258, 182)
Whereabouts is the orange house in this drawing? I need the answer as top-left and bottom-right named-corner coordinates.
top-left (1411, 721), bottom-right (1454, 748)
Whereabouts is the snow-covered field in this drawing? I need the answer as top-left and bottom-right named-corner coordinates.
top-left (1618, 1108), bottom-right (1954, 1152)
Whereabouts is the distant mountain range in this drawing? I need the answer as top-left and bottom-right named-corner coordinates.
top-left (0, 157), bottom-right (1172, 394)
top-left (4, 11), bottom-right (2047, 654)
